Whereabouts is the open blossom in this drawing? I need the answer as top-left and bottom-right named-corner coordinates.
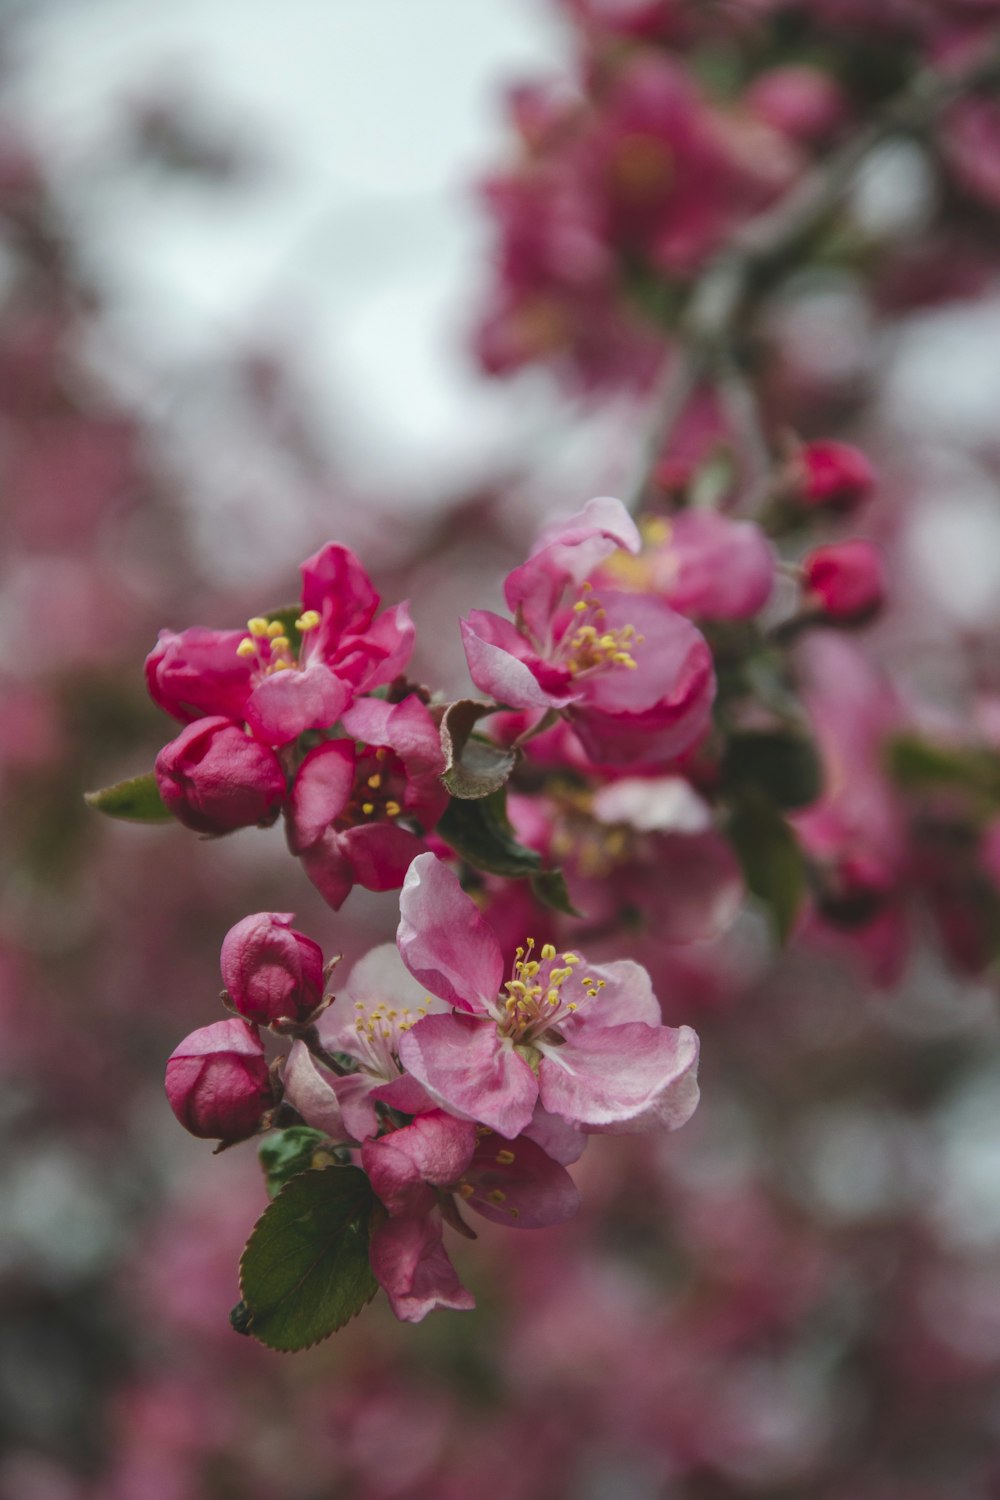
top-left (363, 1110), bottom-right (580, 1322)
top-left (597, 510), bottom-right (776, 621)
top-left (146, 542), bottom-right (414, 746)
top-left (461, 496), bottom-right (715, 767)
top-left (285, 695), bottom-right (448, 911)
top-left (394, 852), bottom-right (700, 1140)
top-left (154, 717), bottom-right (287, 834)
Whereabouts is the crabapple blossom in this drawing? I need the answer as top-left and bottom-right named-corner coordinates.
top-left (165, 1018), bottom-right (271, 1142)
top-left (220, 912), bottom-right (324, 1026)
top-left (598, 510), bottom-right (776, 620)
top-left (395, 852), bottom-right (700, 1139)
top-left (154, 717), bottom-right (287, 834)
top-left (803, 539), bottom-right (886, 622)
top-left (793, 440), bottom-right (876, 514)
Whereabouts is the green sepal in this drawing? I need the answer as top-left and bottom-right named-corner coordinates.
top-left (258, 1126), bottom-right (328, 1199)
top-left (238, 1166), bottom-right (379, 1352)
top-left (727, 795), bottom-right (806, 945)
top-left (84, 771), bottom-right (172, 823)
top-left (530, 869), bottom-right (582, 918)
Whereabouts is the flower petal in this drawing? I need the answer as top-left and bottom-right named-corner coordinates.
top-left (369, 1215), bottom-right (475, 1323)
top-left (397, 853), bottom-right (504, 1013)
top-left (461, 612), bottom-right (573, 710)
top-left (398, 1012), bottom-right (538, 1139)
top-left (463, 1132), bottom-right (580, 1228)
top-left (287, 740), bottom-right (356, 851)
top-left (537, 1021), bottom-right (700, 1128)
top-left (245, 664), bottom-right (352, 746)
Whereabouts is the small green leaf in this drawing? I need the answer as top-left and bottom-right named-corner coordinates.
top-left (239, 1166), bottom-right (378, 1352)
top-left (84, 771), bottom-right (172, 823)
top-left (887, 734), bottom-right (1000, 806)
top-left (727, 796), bottom-right (806, 944)
top-left (258, 1127), bottom-right (327, 1199)
top-left (437, 790), bottom-right (543, 878)
top-left (440, 699), bottom-right (517, 800)
top-left (722, 730), bottom-right (823, 811)
top-left (530, 869), bottom-right (582, 918)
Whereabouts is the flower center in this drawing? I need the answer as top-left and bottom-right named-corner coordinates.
top-left (352, 997), bottom-right (430, 1077)
top-left (561, 584), bottom-right (643, 676)
top-left (234, 610), bottom-right (321, 674)
top-left (341, 746), bottom-right (405, 825)
top-left (498, 939), bottom-right (603, 1042)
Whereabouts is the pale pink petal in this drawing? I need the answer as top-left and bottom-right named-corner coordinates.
top-left (321, 942), bottom-right (435, 1053)
top-left (653, 510), bottom-right (775, 620)
top-left (463, 1132), bottom-right (580, 1228)
top-left (370, 1215), bottom-right (475, 1323)
top-left (522, 1101), bottom-right (587, 1165)
top-left (281, 1041), bottom-right (354, 1142)
top-left (537, 1021), bottom-right (699, 1128)
top-left (506, 496), bottom-right (641, 643)
top-left (287, 740), bottom-right (355, 851)
top-left (398, 1012), bottom-right (538, 1139)
top-left (397, 853), bottom-right (504, 1013)
top-left (362, 1111), bottom-right (477, 1216)
top-left (461, 612), bottom-right (574, 710)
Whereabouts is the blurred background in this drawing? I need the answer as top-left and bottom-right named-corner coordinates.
top-left (4, 1), bottom-right (1000, 1496)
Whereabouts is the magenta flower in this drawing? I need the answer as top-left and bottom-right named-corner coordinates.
top-left (146, 542), bottom-right (414, 746)
top-left (394, 853), bottom-right (700, 1140)
top-left (286, 695), bottom-right (448, 911)
top-left (803, 539), bottom-right (885, 623)
top-left (598, 510), bottom-right (776, 621)
top-left (220, 912), bottom-right (324, 1026)
top-left (363, 1110), bottom-right (580, 1322)
top-left (164, 1018), bottom-right (272, 1142)
top-left (154, 717), bottom-right (287, 834)
top-left (461, 496), bottom-right (715, 767)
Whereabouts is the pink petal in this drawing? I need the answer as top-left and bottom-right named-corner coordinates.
top-left (506, 496), bottom-right (641, 643)
top-left (362, 1111), bottom-right (477, 1217)
top-left (369, 1215), bottom-right (475, 1323)
top-left (397, 853), bottom-right (504, 1013)
top-left (349, 602), bottom-right (416, 692)
top-left (463, 1132), bottom-right (580, 1228)
top-left (461, 612), bottom-right (573, 710)
top-left (282, 1041), bottom-right (354, 1142)
top-left (297, 838), bottom-right (355, 912)
top-left (245, 663), bottom-right (352, 746)
top-left (522, 1102), bottom-right (587, 1165)
top-left (398, 1012), bottom-right (538, 1139)
top-left (339, 822), bottom-right (428, 892)
top-left (299, 542), bottom-right (378, 640)
top-left (537, 1021), bottom-right (700, 1128)
top-left (145, 627), bottom-right (253, 724)
top-left (287, 740), bottom-right (355, 850)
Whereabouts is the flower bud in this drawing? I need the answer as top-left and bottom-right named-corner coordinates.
top-left (803, 540), bottom-right (886, 623)
top-left (746, 66), bottom-right (849, 146)
top-left (220, 912), bottom-right (324, 1025)
top-left (155, 716), bottom-right (286, 834)
top-left (165, 1018), bottom-right (271, 1141)
top-left (795, 440), bottom-right (875, 514)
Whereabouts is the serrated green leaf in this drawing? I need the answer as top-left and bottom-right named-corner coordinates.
top-left (722, 730), bottom-right (823, 811)
top-left (437, 790), bottom-right (543, 878)
top-left (239, 1166), bottom-right (378, 1352)
top-left (258, 1127), bottom-right (327, 1199)
top-left (530, 869), bottom-right (582, 918)
top-left (440, 699), bottom-right (517, 799)
top-left (84, 771), bottom-right (172, 823)
top-left (727, 797), bottom-right (806, 945)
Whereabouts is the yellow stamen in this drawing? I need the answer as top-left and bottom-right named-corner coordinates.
top-left (269, 635), bottom-right (290, 653)
top-left (488, 1189), bottom-right (507, 1205)
top-left (385, 800), bottom-right (401, 817)
top-left (266, 620), bottom-right (286, 639)
top-left (367, 774), bottom-right (382, 789)
top-left (295, 609), bottom-right (321, 631)
top-left (540, 943), bottom-right (556, 961)
top-left (361, 802), bottom-right (375, 815)
top-left (496, 1150), bottom-right (515, 1165)
top-left (236, 638), bottom-right (257, 658)
top-left (247, 617), bottom-right (269, 637)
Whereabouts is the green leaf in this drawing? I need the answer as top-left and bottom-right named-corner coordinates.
top-left (727, 796), bottom-right (806, 945)
top-left (258, 1127), bottom-right (328, 1199)
top-left (437, 790), bottom-right (543, 878)
top-left (887, 734), bottom-right (1000, 806)
top-left (530, 869), bottom-right (582, 918)
top-left (440, 699), bottom-right (517, 800)
top-left (239, 1166), bottom-right (378, 1352)
top-left (84, 771), bottom-right (172, 823)
top-left (722, 730), bottom-right (823, 811)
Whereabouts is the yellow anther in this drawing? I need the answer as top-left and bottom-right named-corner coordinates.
top-left (361, 802), bottom-right (375, 816)
top-left (375, 748), bottom-right (387, 760)
top-left (355, 1000), bottom-right (365, 1009)
top-left (458, 1182), bottom-right (475, 1200)
top-left (581, 581), bottom-right (592, 593)
top-left (567, 1003), bottom-right (578, 1011)
top-left (266, 620), bottom-right (286, 639)
top-left (295, 609), bottom-right (321, 632)
top-left (541, 943), bottom-right (556, 961)
top-left (572, 599), bottom-right (588, 612)
top-left (247, 617), bottom-right (270, 637)
top-left (367, 773), bottom-right (382, 790)
top-left (641, 516), bottom-right (672, 546)
top-left (385, 800), bottom-right (401, 817)
top-left (562, 952), bottom-right (581, 965)
top-left (598, 634), bottom-right (617, 650)
top-left (547, 990), bottom-right (560, 1005)
top-left (236, 638), bottom-right (257, 659)
top-left (488, 1189), bottom-right (507, 1205)
top-left (496, 1150), bottom-right (515, 1165)
top-left (269, 636), bottom-right (290, 654)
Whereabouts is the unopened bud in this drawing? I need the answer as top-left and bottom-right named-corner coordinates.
top-left (220, 912), bottom-right (324, 1025)
top-left (795, 440), bottom-right (876, 514)
top-left (165, 1018), bottom-right (271, 1142)
top-left (155, 717), bottom-right (286, 834)
top-left (803, 540), bottom-right (885, 623)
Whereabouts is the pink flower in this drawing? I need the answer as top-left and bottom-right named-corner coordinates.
top-left (363, 1110), bottom-right (579, 1322)
top-left (154, 717), bottom-right (286, 834)
top-left (282, 943), bottom-right (449, 1143)
top-left (286, 695), bottom-right (448, 911)
top-left (794, 440), bottom-right (876, 513)
top-left (395, 853), bottom-right (700, 1139)
top-left (146, 542), bottom-right (414, 746)
top-left (803, 539), bottom-right (886, 623)
top-left (164, 1018), bottom-right (271, 1142)
top-left (745, 66), bottom-right (850, 146)
top-left (219, 912), bottom-right (324, 1026)
top-left (598, 511), bottom-right (776, 620)
top-left (461, 496), bottom-right (715, 767)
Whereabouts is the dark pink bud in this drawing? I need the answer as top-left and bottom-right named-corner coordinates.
top-left (220, 912), bottom-right (324, 1025)
top-left (165, 1018), bottom-right (271, 1142)
top-left (154, 717), bottom-right (286, 834)
top-left (803, 540), bottom-right (886, 623)
top-left (796, 440), bottom-right (876, 514)
top-left (746, 66), bottom-right (849, 146)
